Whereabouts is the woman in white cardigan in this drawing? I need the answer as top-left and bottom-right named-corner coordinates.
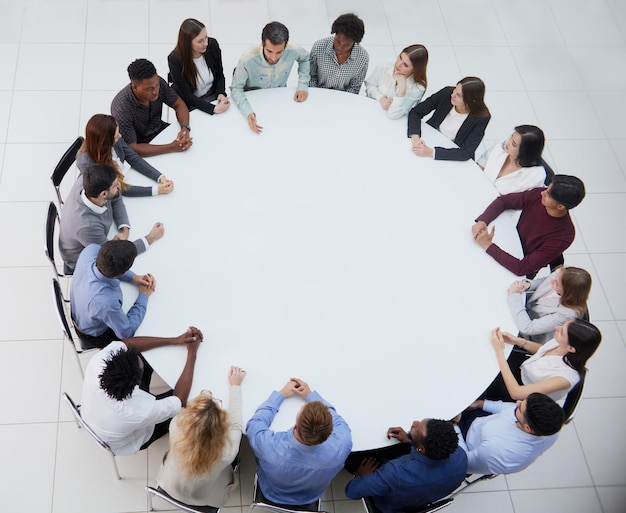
top-left (156, 366), bottom-right (246, 508)
top-left (477, 125), bottom-right (546, 195)
top-left (507, 266), bottom-right (591, 343)
top-left (365, 44), bottom-right (428, 119)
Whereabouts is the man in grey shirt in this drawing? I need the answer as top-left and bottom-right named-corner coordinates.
top-left (59, 163), bottom-right (164, 272)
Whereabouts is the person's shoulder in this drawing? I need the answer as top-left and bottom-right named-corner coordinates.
top-left (167, 49), bottom-right (180, 64)
top-left (111, 84), bottom-right (133, 106)
top-left (353, 42), bottom-right (369, 58)
top-left (312, 36), bottom-right (332, 49)
top-left (208, 37), bottom-right (221, 49)
top-left (240, 45), bottom-right (261, 62)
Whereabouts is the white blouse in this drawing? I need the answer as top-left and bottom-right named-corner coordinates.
top-left (194, 56), bottom-right (214, 97)
top-left (364, 63), bottom-right (426, 120)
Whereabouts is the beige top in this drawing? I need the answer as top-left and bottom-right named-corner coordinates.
top-left (156, 385), bottom-right (243, 507)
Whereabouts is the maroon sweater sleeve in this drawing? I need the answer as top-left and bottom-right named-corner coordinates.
top-left (475, 190), bottom-right (530, 224)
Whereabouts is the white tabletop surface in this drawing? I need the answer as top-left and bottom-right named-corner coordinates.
top-left (120, 87), bottom-right (522, 450)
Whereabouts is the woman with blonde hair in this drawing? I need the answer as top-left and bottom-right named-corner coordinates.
top-left (77, 114), bottom-right (173, 197)
top-left (365, 44), bottom-right (429, 119)
top-left (507, 266), bottom-right (591, 343)
top-left (156, 366), bottom-right (246, 508)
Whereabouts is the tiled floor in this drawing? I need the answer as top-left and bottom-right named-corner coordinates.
top-left (0, 0), bottom-right (625, 512)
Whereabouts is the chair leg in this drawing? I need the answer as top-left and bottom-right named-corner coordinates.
top-left (73, 348), bottom-right (85, 379)
top-left (147, 488), bottom-right (154, 511)
top-left (109, 452), bottom-right (121, 480)
top-left (246, 504), bottom-right (256, 513)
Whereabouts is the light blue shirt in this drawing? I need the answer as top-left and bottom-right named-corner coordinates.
top-left (456, 400), bottom-right (559, 475)
top-left (230, 44), bottom-right (310, 118)
top-left (246, 390), bottom-right (352, 505)
top-left (70, 243), bottom-right (148, 338)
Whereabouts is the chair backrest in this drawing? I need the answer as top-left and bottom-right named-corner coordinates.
top-left (248, 474), bottom-right (322, 513)
top-left (51, 136), bottom-right (84, 205)
top-left (541, 157), bottom-right (555, 186)
top-left (363, 496), bottom-right (453, 513)
top-left (45, 201), bottom-right (64, 278)
top-left (52, 278), bottom-right (75, 343)
top-left (146, 486), bottom-right (219, 513)
top-left (562, 368), bottom-right (588, 425)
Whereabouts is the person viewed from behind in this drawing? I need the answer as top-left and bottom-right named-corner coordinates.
top-left (231, 21), bottom-right (310, 134)
top-left (477, 125), bottom-right (547, 195)
top-left (344, 419), bottom-right (467, 513)
top-left (408, 76), bottom-right (490, 161)
top-left (77, 114), bottom-right (174, 197)
top-left (507, 266), bottom-right (592, 343)
top-left (168, 18), bottom-right (230, 115)
top-left (111, 58), bottom-right (192, 157)
top-left (365, 44), bottom-right (428, 119)
top-left (309, 13), bottom-right (369, 95)
top-left (156, 366), bottom-right (246, 508)
top-left (484, 320), bottom-right (601, 403)
top-left (472, 175), bottom-right (586, 277)
top-left (246, 377), bottom-right (352, 505)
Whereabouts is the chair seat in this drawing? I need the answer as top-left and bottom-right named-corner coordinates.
top-left (255, 481), bottom-right (320, 512)
top-left (146, 485), bottom-right (219, 513)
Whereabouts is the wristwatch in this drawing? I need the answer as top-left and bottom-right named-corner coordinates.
top-left (181, 124), bottom-right (191, 131)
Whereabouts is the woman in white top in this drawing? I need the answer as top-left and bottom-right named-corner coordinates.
top-left (507, 266), bottom-right (592, 343)
top-left (477, 125), bottom-right (547, 195)
top-left (156, 366), bottom-right (246, 508)
top-left (365, 44), bottom-right (428, 119)
top-left (485, 319), bottom-right (601, 403)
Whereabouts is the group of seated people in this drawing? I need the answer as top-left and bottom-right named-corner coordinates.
top-left (51, 11), bottom-right (606, 513)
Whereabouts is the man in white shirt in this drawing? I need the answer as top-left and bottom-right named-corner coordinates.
top-left (80, 326), bottom-right (202, 455)
top-left (455, 393), bottom-right (564, 475)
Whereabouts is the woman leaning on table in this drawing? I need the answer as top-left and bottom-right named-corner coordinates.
top-left (364, 44), bottom-right (428, 119)
top-left (507, 266), bottom-right (592, 344)
top-left (407, 76), bottom-right (490, 161)
top-left (483, 320), bottom-right (601, 404)
top-left (77, 114), bottom-right (174, 197)
top-left (168, 18), bottom-right (230, 115)
top-left (478, 125), bottom-right (547, 195)
top-left (156, 366), bottom-right (246, 508)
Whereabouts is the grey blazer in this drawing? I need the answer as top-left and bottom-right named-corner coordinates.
top-left (507, 268), bottom-right (577, 343)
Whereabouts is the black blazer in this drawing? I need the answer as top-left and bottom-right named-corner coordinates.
top-left (167, 38), bottom-right (227, 115)
top-left (407, 86), bottom-right (490, 161)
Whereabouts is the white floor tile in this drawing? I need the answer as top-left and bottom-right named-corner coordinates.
top-left (420, 46), bottom-right (461, 95)
top-left (455, 47), bottom-right (523, 91)
top-left (618, 321), bottom-right (626, 348)
top-left (58, 342), bottom-right (94, 422)
top-left (509, 486), bottom-right (602, 513)
top-left (53, 421), bottom-right (148, 513)
top-left (333, 499), bottom-right (365, 513)
top-left (86, 0), bottom-right (150, 44)
top-left (448, 491), bottom-right (514, 513)
top-left (8, 91), bottom-right (81, 143)
top-left (584, 321), bottom-right (626, 398)
top-left (493, 0), bottom-right (565, 46)
top-left (574, 397), bottom-right (626, 486)
top-left (439, 0), bottom-right (507, 46)
top-left (330, 468), bottom-right (352, 501)
top-left (0, 0), bottom-right (24, 43)
top-left (505, 423), bottom-right (593, 490)
top-left (0, 202), bottom-right (53, 267)
top-left (21, 0), bottom-right (87, 43)
top-left (511, 47), bottom-right (584, 92)
top-left (549, 0), bottom-right (625, 46)
top-left (0, 339), bottom-right (63, 423)
top-left (573, 195), bottom-right (626, 253)
top-left (149, 43), bottom-right (173, 79)
top-left (0, 423), bottom-right (57, 511)
top-left (596, 485), bottom-right (626, 513)
top-left (83, 44), bottom-right (150, 91)
top-left (79, 90), bottom-right (119, 131)
top-left (209, 0), bottom-right (270, 45)
top-left (608, 139), bottom-right (626, 178)
top-left (0, 91), bottom-right (11, 142)
top-left (482, 91), bottom-right (538, 142)
top-left (385, 0), bottom-right (451, 47)
top-left (561, 253), bottom-right (613, 322)
top-left (324, 0), bottom-right (392, 46)
top-left (571, 46), bottom-right (626, 92)
top-left (148, 1), bottom-right (210, 45)
top-left (590, 253), bottom-right (626, 320)
top-left (0, 43), bottom-right (18, 90)
top-left (590, 91), bottom-right (626, 138)
top-left (267, 0), bottom-right (330, 47)
top-left (529, 91), bottom-right (604, 140)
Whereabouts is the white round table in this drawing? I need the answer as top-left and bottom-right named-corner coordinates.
top-left (121, 87), bottom-right (521, 450)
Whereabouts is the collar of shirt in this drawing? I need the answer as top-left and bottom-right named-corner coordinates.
top-left (80, 189), bottom-right (108, 214)
top-left (324, 37), bottom-right (354, 63)
top-left (90, 260), bottom-right (120, 287)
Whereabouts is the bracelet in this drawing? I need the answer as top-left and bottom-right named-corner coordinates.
top-left (520, 339), bottom-right (527, 348)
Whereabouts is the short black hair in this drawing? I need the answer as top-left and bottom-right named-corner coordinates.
top-left (549, 175), bottom-right (585, 210)
top-left (423, 419), bottom-right (459, 460)
top-left (83, 163), bottom-right (117, 198)
top-left (127, 58), bottom-right (157, 82)
top-left (525, 393), bottom-right (565, 436)
top-left (95, 240), bottom-right (138, 278)
top-left (261, 21), bottom-right (289, 46)
top-left (99, 347), bottom-right (142, 401)
top-left (331, 13), bottom-right (365, 43)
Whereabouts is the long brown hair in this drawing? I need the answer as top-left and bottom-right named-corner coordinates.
top-left (559, 267), bottom-right (592, 318)
top-left (170, 393), bottom-right (230, 477)
top-left (175, 18), bottom-right (206, 91)
top-left (80, 114), bottom-right (128, 189)
top-left (402, 44), bottom-right (428, 89)
top-left (458, 76), bottom-right (490, 117)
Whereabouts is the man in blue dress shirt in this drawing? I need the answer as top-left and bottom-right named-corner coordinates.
top-left (345, 419), bottom-right (467, 513)
top-left (246, 377), bottom-right (352, 505)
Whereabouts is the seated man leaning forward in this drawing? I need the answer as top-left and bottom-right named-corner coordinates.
top-left (454, 394), bottom-right (564, 475)
top-left (81, 327), bottom-right (202, 455)
top-left (71, 240), bottom-right (156, 349)
top-left (59, 163), bottom-right (164, 273)
top-left (246, 378), bottom-right (352, 505)
top-left (111, 58), bottom-right (193, 157)
top-left (344, 419), bottom-right (467, 513)
top-left (472, 175), bottom-right (585, 277)
top-left (230, 21), bottom-right (310, 134)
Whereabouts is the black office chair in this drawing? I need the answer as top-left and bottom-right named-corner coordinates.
top-left (51, 278), bottom-right (96, 377)
top-left (45, 201), bottom-right (71, 278)
top-left (449, 473), bottom-right (497, 498)
top-left (146, 486), bottom-right (219, 513)
top-left (563, 368), bottom-right (589, 425)
top-left (541, 157), bottom-right (555, 186)
top-left (51, 136), bottom-right (84, 206)
top-left (247, 474), bottom-right (323, 513)
top-left (362, 496), bottom-right (454, 513)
